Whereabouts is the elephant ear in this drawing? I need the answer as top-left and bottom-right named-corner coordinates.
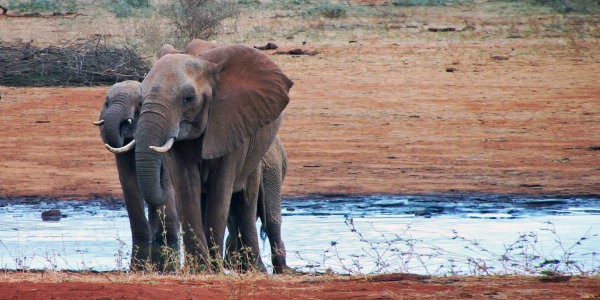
top-left (199, 45), bottom-right (293, 159)
top-left (157, 44), bottom-right (180, 59)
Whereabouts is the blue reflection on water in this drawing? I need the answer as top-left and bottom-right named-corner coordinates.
top-left (0, 194), bottom-right (598, 275)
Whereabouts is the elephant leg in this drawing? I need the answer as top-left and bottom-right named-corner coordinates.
top-left (264, 190), bottom-right (290, 274)
top-left (225, 211), bottom-right (240, 264)
top-left (168, 147), bottom-right (208, 272)
top-left (148, 180), bottom-right (180, 272)
top-left (225, 193), bottom-right (241, 270)
top-left (266, 218), bottom-right (291, 274)
top-left (225, 167), bottom-right (266, 273)
top-left (203, 160), bottom-right (239, 272)
top-left (115, 153), bottom-right (151, 271)
top-left (261, 145), bottom-right (293, 274)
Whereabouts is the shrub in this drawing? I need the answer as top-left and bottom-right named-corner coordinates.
top-left (392, 0), bottom-right (459, 6)
top-left (493, 0), bottom-right (600, 13)
top-left (7, 0), bottom-right (77, 12)
top-left (531, 0), bottom-right (600, 13)
top-left (162, 0), bottom-right (239, 41)
top-left (303, 1), bottom-right (347, 18)
top-left (109, 0), bottom-right (152, 18)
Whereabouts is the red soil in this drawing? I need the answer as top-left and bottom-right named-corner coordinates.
top-left (1, 9), bottom-right (600, 298)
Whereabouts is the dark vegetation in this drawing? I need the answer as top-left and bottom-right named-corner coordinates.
top-left (0, 39), bottom-right (149, 87)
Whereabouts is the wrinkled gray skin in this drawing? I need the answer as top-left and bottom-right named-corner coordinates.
top-left (96, 80), bottom-right (290, 273)
top-left (95, 80), bottom-right (179, 271)
top-left (226, 136), bottom-right (292, 274)
top-left (135, 44), bottom-right (292, 272)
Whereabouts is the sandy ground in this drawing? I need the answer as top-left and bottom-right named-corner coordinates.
top-left (0, 272), bottom-right (599, 299)
top-left (1, 42), bottom-right (599, 198)
top-left (1, 1), bottom-right (600, 298)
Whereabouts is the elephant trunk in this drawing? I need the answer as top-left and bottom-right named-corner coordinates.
top-left (135, 103), bottom-right (175, 207)
top-left (102, 102), bottom-right (130, 149)
top-left (135, 150), bottom-right (168, 207)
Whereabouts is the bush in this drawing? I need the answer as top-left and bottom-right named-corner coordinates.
top-left (0, 40), bottom-right (149, 87)
top-left (7, 0), bottom-right (77, 12)
top-left (493, 0), bottom-right (600, 13)
top-left (162, 0), bottom-right (239, 41)
top-left (304, 1), bottom-right (347, 18)
top-left (392, 0), bottom-right (459, 6)
top-left (109, 0), bottom-right (152, 18)
top-left (531, 0), bottom-right (600, 13)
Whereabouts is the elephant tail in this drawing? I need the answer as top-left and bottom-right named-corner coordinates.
top-left (258, 180), bottom-right (268, 241)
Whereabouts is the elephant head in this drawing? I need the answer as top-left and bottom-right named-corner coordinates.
top-left (95, 80), bottom-right (142, 154)
top-left (156, 39), bottom-right (218, 59)
top-left (135, 45), bottom-right (293, 207)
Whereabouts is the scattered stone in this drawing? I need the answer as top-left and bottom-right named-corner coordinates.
top-left (519, 183), bottom-right (543, 188)
top-left (539, 275), bottom-right (571, 283)
top-left (303, 164), bottom-right (321, 168)
top-left (41, 209), bottom-right (66, 221)
top-left (368, 273), bottom-right (430, 282)
top-left (254, 42), bottom-right (278, 50)
top-left (491, 55), bottom-right (510, 61)
top-left (588, 145), bottom-right (600, 151)
top-left (446, 67), bottom-right (457, 72)
top-left (428, 27), bottom-right (456, 32)
top-left (275, 49), bottom-right (319, 56)
top-left (387, 155), bottom-right (398, 159)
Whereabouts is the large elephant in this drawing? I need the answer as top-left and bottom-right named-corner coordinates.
top-left (94, 80), bottom-right (179, 271)
top-left (135, 44), bottom-right (292, 271)
top-left (226, 135), bottom-right (292, 274)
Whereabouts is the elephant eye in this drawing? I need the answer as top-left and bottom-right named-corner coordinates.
top-left (183, 95), bottom-right (196, 104)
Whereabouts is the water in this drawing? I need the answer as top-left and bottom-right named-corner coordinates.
top-left (0, 194), bottom-right (598, 275)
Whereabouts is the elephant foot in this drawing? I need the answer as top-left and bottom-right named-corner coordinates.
top-left (224, 248), bottom-right (267, 274)
top-left (182, 254), bottom-right (212, 274)
top-left (274, 264), bottom-right (299, 275)
top-left (150, 244), bottom-right (180, 273)
top-left (129, 244), bottom-right (152, 271)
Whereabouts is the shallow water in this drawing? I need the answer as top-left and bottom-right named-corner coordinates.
top-left (0, 194), bottom-right (598, 275)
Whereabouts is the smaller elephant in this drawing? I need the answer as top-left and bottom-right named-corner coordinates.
top-left (226, 136), bottom-right (292, 274)
top-left (95, 80), bottom-right (179, 271)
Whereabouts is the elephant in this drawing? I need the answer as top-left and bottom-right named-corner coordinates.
top-left (226, 135), bottom-right (292, 274)
top-left (92, 40), bottom-right (224, 271)
top-left (96, 81), bottom-right (291, 273)
top-left (94, 80), bottom-right (179, 271)
top-left (134, 44), bottom-right (292, 272)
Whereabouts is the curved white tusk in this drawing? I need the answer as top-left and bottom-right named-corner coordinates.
top-left (105, 139), bottom-right (135, 154)
top-left (93, 120), bottom-right (105, 126)
top-left (127, 118), bottom-right (132, 125)
top-left (149, 137), bottom-right (174, 153)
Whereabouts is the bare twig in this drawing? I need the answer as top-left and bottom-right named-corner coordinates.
top-left (0, 40), bottom-right (149, 87)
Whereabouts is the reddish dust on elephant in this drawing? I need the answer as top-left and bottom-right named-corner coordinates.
top-left (1, 1), bottom-right (600, 298)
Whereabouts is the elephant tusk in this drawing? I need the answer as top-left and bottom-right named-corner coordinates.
top-left (93, 120), bottom-right (105, 126)
top-left (106, 139), bottom-right (135, 154)
top-left (149, 137), bottom-right (174, 153)
top-left (127, 118), bottom-right (132, 125)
